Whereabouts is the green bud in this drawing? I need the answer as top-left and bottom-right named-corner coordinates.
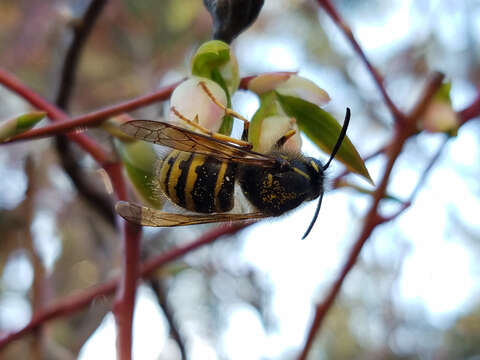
top-left (0, 111), bottom-right (45, 141)
top-left (191, 40), bottom-right (240, 94)
top-left (421, 82), bottom-right (459, 136)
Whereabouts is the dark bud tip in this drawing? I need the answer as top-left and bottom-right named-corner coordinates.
top-left (203, 0), bottom-right (265, 44)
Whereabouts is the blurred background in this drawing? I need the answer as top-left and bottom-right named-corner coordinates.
top-left (1, 0), bottom-right (480, 359)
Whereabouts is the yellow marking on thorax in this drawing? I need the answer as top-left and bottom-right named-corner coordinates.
top-left (159, 150), bottom-right (179, 196)
top-left (266, 173), bottom-right (273, 188)
top-left (310, 160), bottom-right (319, 173)
top-left (168, 152), bottom-right (191, 205)
top-left (214, 161), bottom-right (229, 211)
top-left (185, 154), bottom-right (207, 211)
top-left (293, 167), bottom-right (310, 180)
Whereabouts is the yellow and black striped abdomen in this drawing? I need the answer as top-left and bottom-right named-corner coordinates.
top-left (158, 150), bottom-right (237, 213)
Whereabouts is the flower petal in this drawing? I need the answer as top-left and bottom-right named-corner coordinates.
top-left (169, 77), bottom-right (227, 132)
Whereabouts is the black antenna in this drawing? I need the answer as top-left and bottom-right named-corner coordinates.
top-left (323, 107), bottom-right (350, 171)
top-left (302, 107), bottom-right (351, 239)
top-left (302, 192), bottom-right (324, 239)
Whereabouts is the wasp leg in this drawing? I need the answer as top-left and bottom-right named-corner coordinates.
top-left (170, 106), bottom-right (252, 149)
top-left (171, 107), bottom-right (208, 133)
top-left (198, 81), bottom-right (250, 134)
top-left (276, 128), bottom-right (297, 148)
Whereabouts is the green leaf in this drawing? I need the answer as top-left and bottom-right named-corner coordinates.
top-left (217, 114), bottom-right (233, 136)
top-left (248, 92), bottom-right (279, 151)
top-left (191, 42), bottom-right (240, 135)
top-left (276, 94), bottom-right (373, 183)
top-left (191, 40), bottom-right (231, 79)
top-left (0, 111), bottom-right (45, 141)
top-left (114, 139), bottom-right (164, 208)
top-left (211, 68), bottom-right (233, 136)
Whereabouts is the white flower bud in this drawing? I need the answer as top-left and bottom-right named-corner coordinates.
top-left (276, 75), bottom-right (330, 107)
top-left (169, 77), bottom-right (227, 132)
top-left (256, 115), bottom-right (302, 154)
top-left (247, 73), bottom-right (292, 94)
top-left (248, 74), bottom-right (330, 107)
top-left (422, 101), bottom-right (459, 134)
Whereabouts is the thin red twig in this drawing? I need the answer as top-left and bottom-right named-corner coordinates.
top-left (1, 70), bottom-right (306, 147)
top-left (3, 70), bottom-right (300, 144)
top-left (316, 0), bottom-right (406, 124)
top-left (381, 135), bottom-right (448, 223)
top-left (0, 222), bottom-right (251, 350)
top-left (6, 71), bottom-right (300, 145)
top-left (105, 160), bottom-right (142, 360)
top-left (298, 127), bottom-right (407, 360)
top-left (3, 10), bottom-right (141, 351)
top-left (2, 80), bottom-right (182, 143)
top-left (0, 68), bottom-right (110, 164)
top-left (297, 69), bottom-right (447, 360)
top-left (459, 90), bottom-right (480, 125)
top-left (113, 221), bottom-right (142, 359)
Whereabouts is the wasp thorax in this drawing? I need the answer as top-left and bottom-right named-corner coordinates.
top-left (238, 153), bottom-right (325, 216)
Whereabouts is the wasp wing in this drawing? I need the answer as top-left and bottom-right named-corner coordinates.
top-left (116, 201), bottom-right (269, 227)
top-left (120, 120), bottom-right (276, 167)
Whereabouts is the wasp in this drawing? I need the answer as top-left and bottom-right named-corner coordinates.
top-left (115, 105), bottom-right (350, 239)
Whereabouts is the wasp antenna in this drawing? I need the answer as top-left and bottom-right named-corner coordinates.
top-left (302, 192), bottom-right (324, 239)
top-left (303, 108), bottom-right (350, 239)
top-left (323, 107), bottom-right (351, 171)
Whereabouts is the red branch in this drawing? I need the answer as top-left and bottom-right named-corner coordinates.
top-left (113, 221), bottom-right (142, 359)
top-left (0, 63), bottom-right (142, 357)
top-left (0, 69), bottom-right (110, 164)
top-left (296, 16), bottom-right (447, 358)
top-left (105, 160), bottom-right (142, 359)
top-left (3, 71), bottom-right (306, 145)
top-left (459, 90), bottom-right (480, 125)
top-left (0, 222), bottom-right (251, 350)
top-left (298, 130), bottom-right (407, 360)
top-left (2, 80), bottom-right (182, 143)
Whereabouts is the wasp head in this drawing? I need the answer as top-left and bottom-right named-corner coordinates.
top-left (303, 157), bottom-right (325, 201)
